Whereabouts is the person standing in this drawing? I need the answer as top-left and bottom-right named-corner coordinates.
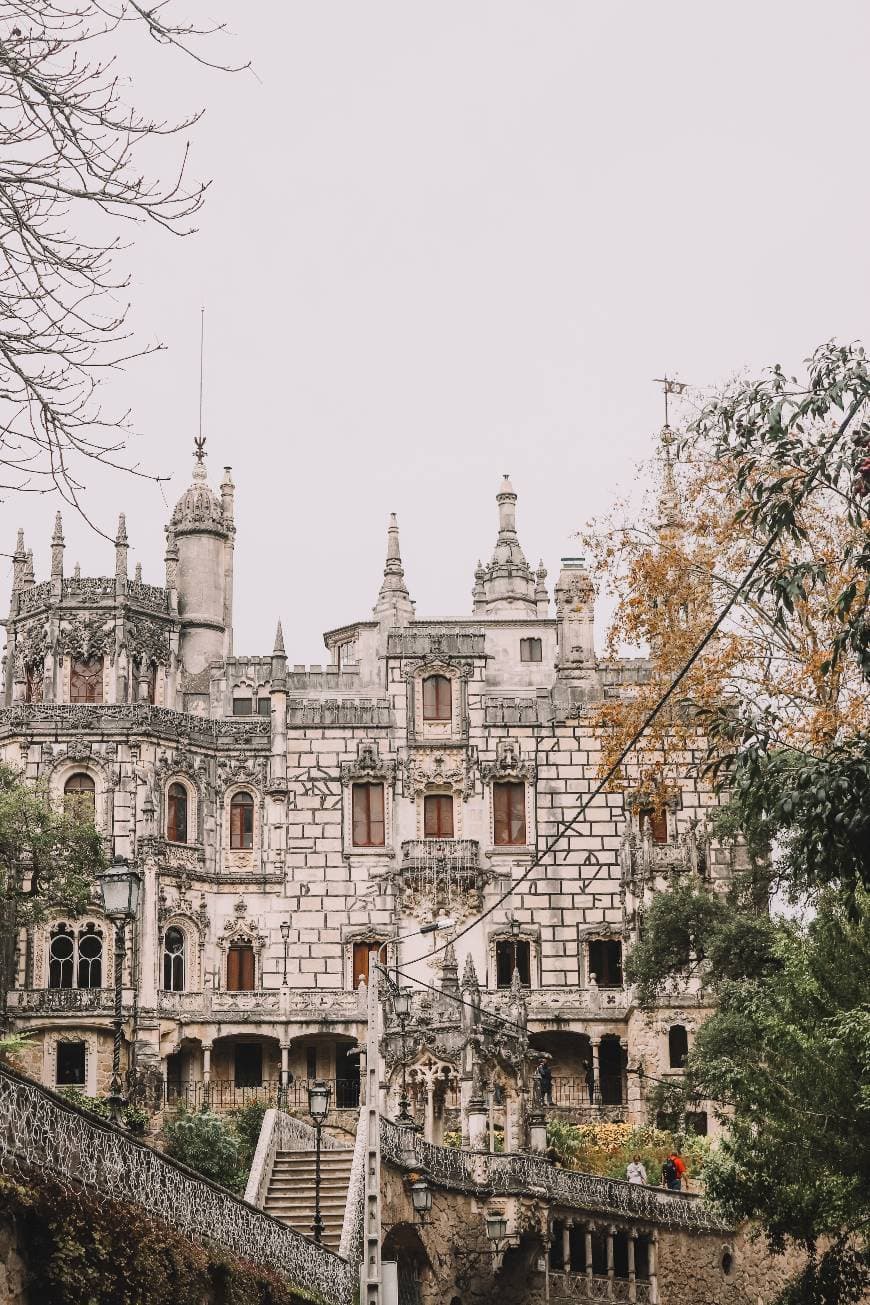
top-left (535, 1058), bottom-right (553, 1107)
top-left (626, 1154), bottom-right (648, 1185)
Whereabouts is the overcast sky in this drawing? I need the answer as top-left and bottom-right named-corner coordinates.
top-left (9, 3), bottom-right (870, 662)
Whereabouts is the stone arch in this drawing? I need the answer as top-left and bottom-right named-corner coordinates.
top-left (382, 1222), bottom-right (430, 1305)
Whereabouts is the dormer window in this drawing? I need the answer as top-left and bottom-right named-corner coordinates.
top-left (520, 637), bottom-right (542, 662)
top-left (424, 793), bottom-right (454, 838)
top-left (422, 675), bottom-right (451, 722)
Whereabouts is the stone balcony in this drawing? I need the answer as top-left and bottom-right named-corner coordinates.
top-left (8, 987), bottom-right (134, 1016)
top-left (621, 832), bottom-right (706, 880)
top-left (155, 987), bottom-right (366, 1022)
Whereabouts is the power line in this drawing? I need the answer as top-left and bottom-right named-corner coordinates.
top-left (424, 388), bottom-right (869, 961)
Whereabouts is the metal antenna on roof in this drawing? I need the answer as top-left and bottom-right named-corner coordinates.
top-left (195, 306), bottom-right (206, 463)
top-left (652, 374), bottom-right (687, 429)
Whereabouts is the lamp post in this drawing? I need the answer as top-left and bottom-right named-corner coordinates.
top-left (393, 987), bottom-right (413, 1123)
top-left (97, 857), bottom-right (142, 1125)
top-left (485, 1209), bottom-right (509, 1261)
top-left (307, 1077), bottom-right (331, 1244)
top-left (409, 1170), bottom-right (432, 1223)
top-left (279, 919), bottom-right (290, 986)
top-left (509, 914), bottom-right (521, 977)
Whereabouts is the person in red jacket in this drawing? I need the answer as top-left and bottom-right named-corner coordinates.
top-left (661, 1150), bottom-right (686, 1190)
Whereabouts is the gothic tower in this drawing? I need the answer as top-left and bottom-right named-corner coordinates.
top-left (168, 445), bottom-right (235, 675)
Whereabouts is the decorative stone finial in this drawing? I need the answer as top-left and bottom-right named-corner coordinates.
top-left (657, 427), bottom-right (683, 534)
top-left (50, 512), bottom-right (64, 580)
top-left (114, 513), bottom-right (128, 581)
top-left (473, 475), bottom-right (537, 615)
top-left (440, 942), bottom-right (460, 997)
top-left (134, 562), bottom-right (142, 582)
top-left (373, 513), bottom-right (415, 626)
top-left (273, 620), bottom-right (286, 656)
top-left (23, 549), bottom-right (34, 586)
top-left (12, 529), bottom-right (26, 593)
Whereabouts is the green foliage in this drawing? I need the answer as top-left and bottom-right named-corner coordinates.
top-left (775, 1241), bottom-right (870, 1305)
top-left (57, 1088), bottom-right (151, 1134)
top-left (0, 1171), bottom-right (316, 1305)
top-left (229, 1099), bottom-right (270, 1175)
top-left (163, 1108), bottom-right (243, 1191)
top-left (544, 1119), bottom-right (709, 1186)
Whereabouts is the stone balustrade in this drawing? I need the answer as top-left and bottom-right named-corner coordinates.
top-left (0, 703), bottom-right (270, 743)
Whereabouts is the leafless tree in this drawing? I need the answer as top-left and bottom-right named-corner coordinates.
top-left (0, 1), bottom-right (240, 523)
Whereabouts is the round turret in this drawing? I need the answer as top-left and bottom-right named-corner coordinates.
top-left (169, 446), bottom-right (235, 675)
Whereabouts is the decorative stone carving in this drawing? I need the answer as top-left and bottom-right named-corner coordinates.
top-left (57, 615), bottom-right (114, 659)
top-left (480, 738), bottom-right (536, 785)
top-left (13, 621), bottom-right (48, 675)
top-left (339, 739), bottom-right (397, 787)
top-left (124, 616), bottom-right (171, 666)
top-left (404, 748), bottom-right (475, 799)
top-left (216, 753), bottom-right (267, 793)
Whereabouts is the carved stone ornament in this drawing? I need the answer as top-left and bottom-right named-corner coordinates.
top-left (13, 621), bottom-right (48, 674)
top-left (480, 738), bottom-right (536, 785)
top-left (124, 616), bottom-right (171, 666)
top-left (339, 740), bottom-right (397, 788)
top-left (554, 567), bottom-right (594, 616)
top-left (402, 655), bottom-right (473, 683)
top-left (216, 753), bottom-right (267, 793)
top-left (58, 615), bottom-right (114, 659)
top-left (404, 748), bottom-right (475, 798)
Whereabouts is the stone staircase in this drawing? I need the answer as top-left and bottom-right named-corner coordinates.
top-left (263, 1146), bottom-right (354, 1253)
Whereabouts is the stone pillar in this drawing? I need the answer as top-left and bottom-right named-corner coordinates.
top-left (467, 1097), bottom-right (488, 1151)
top-left (585, 1227), bottom-right (593, 1284)
top-left (628, 1233), bottom-right (636, 1302)
top-left (202, 1043), bottom-right (212, 1086)
top-left (280, 1042), bottom-right (290, 1102)
top-left (649, 1233), bottom-right (658, 1305)
top-left (424, 1083), bottom-right (435, 1143)
top-left (606, 1225), bottom-right (615, 1296)
top-left (562, 1222), bottom-right (571, 1273)
top-left (591, 1037), bottom-right (601, 1104)
top-left (528, 1109), bottom-right (548, 1154)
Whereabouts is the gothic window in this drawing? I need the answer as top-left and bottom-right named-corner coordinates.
top-left (232, 697), bottom-right (253, 716)
top-left (77, 927), bottom-right (103, 988)
top-left (226, 943), bottom-right (255, 992)
top-left (496, 938), bottom-right (531, 988)
top-left (230, 791), bottom-right (255, 850)
top-left (422, 674), bottom-right (451, 721)
top-left (352, 783), bottom-right (385, 847)
top-left (520, 637), bottom-right (542, 662)
top-left (56, 1041), bottom-right (86, 1086)
top-left (257, 697), bottom-right (271, 716)
top-left (48, 926), bottom-right (75, 989)
top-left (639, 805), bottom-right (668, 844)
top-left (668, 1024), bottom-right (689, 1068)
top-left (25, 664), bottom-right (43, 702)
top-left (493, 781), bottom-right (526, 845)
top-left (64, 773), bottom-right (95, 818)
top-left (163, 927), bottom-right (186, 992)
top-left (351, 940), bottom-right (383, 989)
top-left (588, 939), bottom-right (623, 987)
top-left (70, 657), bottom-right (103, 704)
top-left (167, 782), bottom-right (188, 844)
top-left (423, 793), bottom-right (454, 838)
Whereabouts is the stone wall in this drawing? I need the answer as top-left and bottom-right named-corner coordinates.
top-left (656, 1226), bottom-right (807, 1305)
top-left (0, 1217), bottom-right (27, 1305)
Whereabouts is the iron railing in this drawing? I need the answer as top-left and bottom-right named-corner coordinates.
top-left (163, 1077), bottom-right (361, 1113)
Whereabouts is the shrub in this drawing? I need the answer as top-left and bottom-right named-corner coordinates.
top-left (544, 1119), bottom-right (711, 1187)
top-left (229, 1099), bottom-right (271, 1177)
top-left (163, 1108), bottom-right (242, 1191)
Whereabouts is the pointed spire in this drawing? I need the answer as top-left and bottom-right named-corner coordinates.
top-left (472, 559), bottom-right (486, 613)
top-left (134, 562), bottom-right (142, 583)
top-left (461, 953), bottom-right (479, 992)
top-left (23, 549), bottom-right (34, 586)
top-left (114, 513), bottom-right (128, 582)
top-left (50, 512), bottom-right (64, 581)
top-left (657, 427), bottom-right (683, 534)
top-left (12, 529), bottom-right (26, 593)
top-left (535, 560), bottom-right (549, 616)
top-left (273, 620), bottom-right (286, 656)
top-left (440, 941), bottom-right (459, 997)
top-left (373, 513), bottom-right (415, 626)
top-left (473, 475), bottom-right (537, 615)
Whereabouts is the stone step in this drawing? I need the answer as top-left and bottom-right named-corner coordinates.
top-left (264, 1146), bottom-right (354, 1253)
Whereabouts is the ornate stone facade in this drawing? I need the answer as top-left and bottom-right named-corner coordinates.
top-left (2, 451), bottom-right (727, 1139)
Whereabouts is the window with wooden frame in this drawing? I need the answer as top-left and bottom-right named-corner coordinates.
top-left (422, 674), bottom-right (452, 721)
top-left (493, 781), bottom-right (526, 845)
top-left (229, 791), bottom-right (255, 850)
top-left (520, 637), bottom-right (542, 662)
top-left (495, 938), bottom-right (531, 988)
top-left (588, 939), bottom-right (623, 987)
top-left (64, 773), bottom-right (95, 818)
top-left (167, 782), bottom-right (188, 844)
top-left (25, 664), bottom-right (43, 702)
top-left (226, 943), bottom-right (255, 991)
top-left (423, 793), bottom-right (454, 838)
top-left (639, 805), bottom-right (668, 844)
top-left (351, 783), bottom-right (385, 847)
top-left (351, 940), bottom-right (383, 990)
top-left (69, 657), bottom-right (103, 703)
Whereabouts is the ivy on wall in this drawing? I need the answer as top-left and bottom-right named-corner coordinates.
top-left (0, 1171), bottom-right (319, 1305)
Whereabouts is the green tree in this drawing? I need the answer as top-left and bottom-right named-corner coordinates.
top-left (618, 343), bottom-right (870, 1302)
top-left (0, 764), bottom-right (105, 1025)
top-left (163, 1110), bottom-right (242, 1192)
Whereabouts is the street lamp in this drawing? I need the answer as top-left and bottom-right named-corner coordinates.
top-left (393, 987), bottom-right (413, 1123)
top-left (279, 919), bottom-right (290, 987)
top-left (97, 856), bottom-right (142, 1125)
top-left (508, 914), bottom-right (521, 978)
top-left (485, 1210), bottom-right (509, 1252)
top-left (409, 1171), bottom-right (432, 1223)
top-left (307, 1078), bottom-right (332, 1244)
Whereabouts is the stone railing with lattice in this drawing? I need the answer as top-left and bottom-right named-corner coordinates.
top-left (0, 1065), bottom-right (354, 1304)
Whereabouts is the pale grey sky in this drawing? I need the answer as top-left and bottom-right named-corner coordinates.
top-left (10, 2), bottom-right (870, 662)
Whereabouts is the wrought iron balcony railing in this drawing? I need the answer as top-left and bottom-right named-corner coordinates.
top-left (400, 838), bottom-right (482, 898)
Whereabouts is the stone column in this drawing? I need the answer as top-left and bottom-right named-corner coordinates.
top-left (585, 1226), bottom-right (593, 1284)
top-left (606, 1225), bottom-right (615, 1297)
top-left (649, 1232), bottom-right (659, 1305)
top-left (591, 1037), bottom-right (601, 1104)
top-left (467, 1096), bottom-right (488, 1150)
top-left (628, 1232), bottom-right (637, 1302)
top-left (562, 1221), bottom-right (571, 1273)
top-left (424, 1082), bottom-right (435, 1143)
top-left (202, 1043), bottom-right (212, 1086)
top-left (280, 1042), bottom-right (290, 1104)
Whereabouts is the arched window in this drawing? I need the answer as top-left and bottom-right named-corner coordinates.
top-left (230, 791), bottom-right (254, 850)
top-left (167, 782), bottom-right (188, 844)
top-left (227, 943), bottom-right (255, 992)
top-left (669, 1024), bottom-right (689, 1069)
top-left (422, 674), bottom-right (451, 721)
top-left (77, 927), bottom-right (103, 988)
top-left (64, 773), bottom-right (95, 818)
top-left (70, 657), bottom-right (103, 704)
top-left (48, 925), bottom-right (75, 989)
top-left (25, 664), bottom-right (43, 702)
top-left (163, 927), bottom-right (186, 991)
